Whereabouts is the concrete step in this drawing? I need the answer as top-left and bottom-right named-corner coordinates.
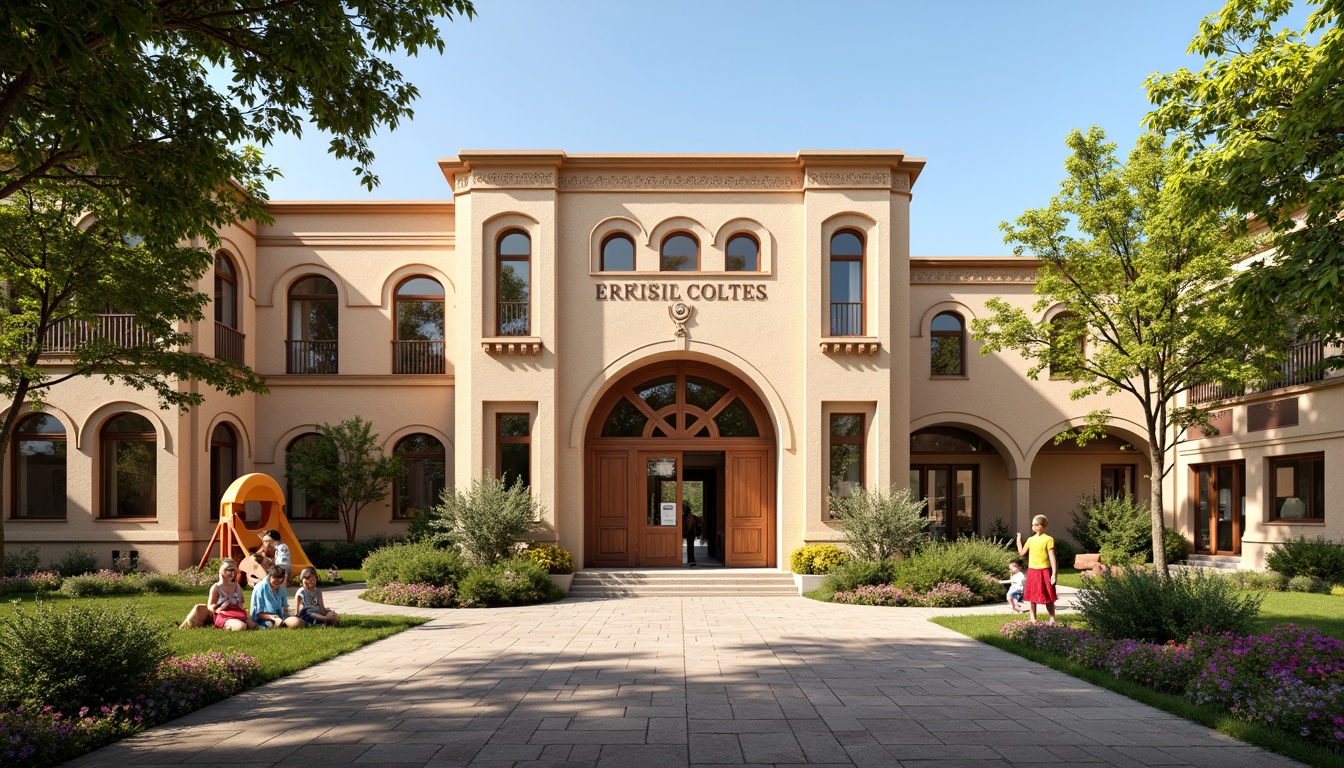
top-left (1178, 554), bottom-right (1242, 571)
top-left (568, 569), bottom-right (799, 598)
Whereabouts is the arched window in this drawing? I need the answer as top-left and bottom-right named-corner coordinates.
top-left (287, 275), bottom-right (338, 374)
top-left (1049, 311), bottom-right (1086, 379)
top-left (214, 252), bottom-right (242, 363)
top-left (395, 434), bottom-right (446, 519)
top-left (12, 413), bottom-right (66, 519)
top-left (285, 433), bottom-right (333, 520)
top-left (930, 311), bottom-right (965, 376)
top-left (394, 276), bottom-right (446, 374)
top-left (829, 230), bottom-right (864, 335)
top-left (101, 413), bottom-right (156, 518)
top-left (726, 234), bottom-right (759, 272)
top-left (209, 423), bottom-right (238, 520)
top-left (660, 233), bottom-right (699, 271)
top-left (497, 230), bottom-right (531, 336)
top-left (601, 233), bottom-right (635, 271)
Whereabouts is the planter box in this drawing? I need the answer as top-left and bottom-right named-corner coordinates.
top-left (793, 573), bottom-right (825, 594)
top-left (550, 573), bottom-right (574, 594)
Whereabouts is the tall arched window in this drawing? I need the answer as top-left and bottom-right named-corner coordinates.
top-left (601, 233), bottom-right (635, 271)
top-left (394, 276), bottom-right (446, 374)
top-left (726, 234), bottom-right (759, 272)
top-left (497, 231), bottom-right (531, 336)
top-left (12, 413), bottom-right (66, 519)
top-left (829, 230), bottom-right (864, 335)
top-left (285, 433), bottom-right (332, 519)
top-left (209, 423), bottom-right (238, 520)
top-left (660, 233), bottom-right (699, 271)
top-left (930, 311), bottom-right (966, 376)
top-left (101, 413), bottom-right (156, 518)
top-left (1049, 311), bottom-right (1086, 379)
top-left (394, 434), bottom-right (446, 519)
top-left (214, 252), bottom-right (242, 363)
top-left (287, 276), bottom-right (338, 374)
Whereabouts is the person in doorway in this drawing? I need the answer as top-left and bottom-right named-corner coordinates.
top-left (1016, 515), bottom-right (1058, 624)
top-left (682, 502), bottom-right (702, 567)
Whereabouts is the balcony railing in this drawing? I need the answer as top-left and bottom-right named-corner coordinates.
top-left (497, 302), bottom-right (530, 336)
top-left (42, 314), bottom-right (153, 353)
top-left (1189, 338), bottom-right (1328, 404)
top-left (393, 339), bottom-right (445, 374)
top-left (286, 339), bottom-right (338, 374)
top-left (829, 302), bottom-right (864, 336)
top-left (215, 323), bottom-right (244, 364)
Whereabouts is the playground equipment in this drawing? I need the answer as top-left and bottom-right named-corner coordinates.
top-left (198, 473), bottom-right (313, 578)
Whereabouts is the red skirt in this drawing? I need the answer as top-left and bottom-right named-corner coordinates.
top-left (1024, 567), bottom-right (1057, 604)
top-left (213, 607), bottom-right (248, 628)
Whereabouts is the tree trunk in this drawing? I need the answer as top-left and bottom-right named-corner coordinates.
top-left (1150, 448), bottom-right (1169, 577)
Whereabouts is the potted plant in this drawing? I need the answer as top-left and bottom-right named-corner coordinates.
top-left (789, 544), bottom-right (847, 593)
top-left (524, 543), bottom-right (575, 593)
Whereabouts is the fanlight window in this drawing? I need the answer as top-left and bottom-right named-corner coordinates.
top-left (598, 365), bottom-right (764, 439)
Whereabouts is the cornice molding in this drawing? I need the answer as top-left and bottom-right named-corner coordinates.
top-left (265, 202), bottom-right (454, 215)
top-left (557, 172), bottom-right (805, 192)
top-left (256, 234), bottom-right (454, 249)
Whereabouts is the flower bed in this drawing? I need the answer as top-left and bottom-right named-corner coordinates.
top-left (1001, 621), bottom-right (1344, 748)
top-left (0, 651), bottom-right (258, 768)
top-left (834, 581), bottom-right (979, 607)
top-left (362, 581), bottom-right (458, 608)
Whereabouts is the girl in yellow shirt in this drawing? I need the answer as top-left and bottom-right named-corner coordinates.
top-left (1015, 514), bottom-right (1058, 624)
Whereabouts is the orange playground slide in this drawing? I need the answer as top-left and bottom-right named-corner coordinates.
top-left (197, 473), bottom-right (313, 579)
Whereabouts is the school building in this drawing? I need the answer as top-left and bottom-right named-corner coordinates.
top-left (6, 151), bottom-right (1341, 573)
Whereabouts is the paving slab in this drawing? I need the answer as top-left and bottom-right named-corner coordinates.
top-left (62, 587), bottom-right (1304, 767)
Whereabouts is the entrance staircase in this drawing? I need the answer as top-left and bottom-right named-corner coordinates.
top-left (1171, 554), bottom-right (1243, 574)
top-left (568, 568), bottom-right (799, 598)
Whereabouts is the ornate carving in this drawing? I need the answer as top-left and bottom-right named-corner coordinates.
top-left (482, 341), bottom-right (542, 356)
top-left (558, 173), bottom-right (804, 191)
top-left (819, 341), bottom-right (880, 356)
top-left (805, 171), bottom-right (890, 187)
top-left (911, 269), bottom-right (1038, 284)
top-left (669, 302), bottom-right (693, 337)
top-left (465, 172), bottom-right (554, 188)
top-left (892, 174), bottom-right (911, 192)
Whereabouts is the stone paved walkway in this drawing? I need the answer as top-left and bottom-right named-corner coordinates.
top-left (65, 586), bottom-right (1303, 768)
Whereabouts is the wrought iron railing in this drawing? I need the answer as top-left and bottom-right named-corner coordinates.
top-left (286, 339), bottom-right (338, 374)
top-left (42, 314), bottom-right (153, 352)
top-left (829, 302), bottom-right (863, 336)
top-left (497, 302), bottom-right (530, 336)
top-left (215, 323), bottom-right (244, 364)
top-left (1189, 338), bottom-right (1328, 404)
top-left (393, 339), bottom-right (445, 374)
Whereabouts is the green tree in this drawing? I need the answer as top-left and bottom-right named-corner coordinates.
top-left (971, 127), bottom-right (1285, 575)
top-left (285, 417), bottom-right (402, 543)
top-left (425, 475), bottom-right (542, 565)
top-left (1145, 0), bottom-right (1344, 354)
top-left (830, 486), bottom-right (929, 562)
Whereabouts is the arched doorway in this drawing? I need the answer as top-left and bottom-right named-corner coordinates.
top-left (585, 360), bottom-right (776, 568)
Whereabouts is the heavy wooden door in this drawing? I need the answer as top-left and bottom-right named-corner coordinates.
top-left (638, 452), bottom-right (684, 567)
top-left (725, 450), bottom-right (772, 567)
top-left (589, 450), bottom-right (633, 567)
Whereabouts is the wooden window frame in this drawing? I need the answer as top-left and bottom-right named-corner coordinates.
top-left (910, 464), bottom-right (981, 540)
top-left (496, 413), bottom-right (532, 489)
top-left (214, 251), bottom-right (238, 329)
top-left (285, 433), bottom-right (335, 521)
top-left (725, 232), bottom-right (760, 272)
top-left (600, 232), bottom-right (636, 272)
top-left (930, 311), bottom-right (966, 376)
top-left (1099, 464), bottom-right (1136, 500)
top-left (1267, 452), bottom-right (1326, 523)
top-left (286, 275), bottom-right (339, 374)
top-left (209, 423), bottom-right (238, 521)
top-left (11, 413), bottom-right (67, 520)
top-left (496, 229), bottom-right (531, 336)
top-left (659, 231), bottom-right (701, 272)
top-left (392, 276), bottom-right (446, 374)
top-left (828, 229), bottom-right (865, 336)
top-left (393, 433), bottom-right (446, 520)
top-left (827, 413), bottom-right (864, 519)
top-left (100, 414), bottom-right (157, 520)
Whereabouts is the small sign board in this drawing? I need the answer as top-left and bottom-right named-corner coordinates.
top-left (659, 502), bottom-right (677, 526)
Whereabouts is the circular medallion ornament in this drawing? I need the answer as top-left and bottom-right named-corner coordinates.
top-left (669, 302), bottom-right (693, 337)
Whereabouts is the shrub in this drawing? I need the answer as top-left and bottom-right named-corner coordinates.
top-left (423, 476), bottom-right (542, 565)
top-left (1076, 567), bottom-right (1262, 643)
top-left (1287, 574), bottom-right (1330, 593)
top-left (1051, 537), bottom-right (1078, 569)
top-left (137, 574), bottom-right (190, 594)
top-left (0, 571), bottom-right (62, 595)
top-left (4, 547), bottom-right (41, 577)
top-left (829, 485), bottom-right (928, 561)
top-left (1265, 535), bottom-right (1344, 583)
top-left (789, 544), bottom-right (848, 575)
top-left (832, 584), bottom-right (918, 606)
top-left (918, 582), bottom-right (979, 607)
top-left (1162, 528), bottom-right (1190, 565)
top-left (363, 582), bottom-right (458, 608)
top-left (362, 542), bottom-right (465, 588)
top-left (52, 547), bottom-right (98, 577)
top-left (523, 543), bottom-right (574, 575)
top-left (1229, 569), bottom-right (1287, 591)
top-left (58, 571), bottom-right (142, 598)
top-left (889, 548), bottom-right (998, 601)
top-left (304, 536), bottom-right (403, 570)
top-left (0, 601), bottom-right (170, 714)
top-left (457, 558), bottom-right (561, 607)
top-left (986, 517), bottom-right (1011, 542)
top-left (822, 559), bottom-right (898, 593)
top-left (932, 537), bottom-right (1015, 582)
top-left (1333, 584), bottom-right (1344, 597)
top-left (174, 565), bottom-right (219, 589)
top-left (1099, 543), bottom-right (1143, 568)
top-left (1077, 493), bottom-right (1151, 562)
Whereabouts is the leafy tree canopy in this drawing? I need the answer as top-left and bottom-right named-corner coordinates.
top-left (1145, 0), bottom-right (1344, 352)
top-left (285, 416), bottom-right (402, 543)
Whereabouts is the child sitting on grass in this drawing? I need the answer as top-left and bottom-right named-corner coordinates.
top-left (294, 566), bottom-right (340, 626)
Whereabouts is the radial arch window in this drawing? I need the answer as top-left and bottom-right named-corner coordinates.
top-left (209, 423), bottom-right (238, 520)
top-left (12, 413), bottom-right (67, 519)
top-left (601, 233), bottom-right (635, 272)
top-left (285, 433), bottom-right (333, 520)
top-left (725, 233), bottom-right (760, 272)
top-left (287, 275), bottom-right (338, 374)
top-left (394, 276), bottom-right (446, 374)
top-left (101, 413), bottom-right (156, 519)
top-left (660, 232), bottom-right (700, 272)
top-left (394, 433), bottom-right (446, 519)
top-left (497, 230), bottom-right (531, 336)
top-left (589, 362), bottom-right (773, 442)
top-left (829, 230), bottom-right (864, 336)
top-left (930, 311), bottom-right (966, 376)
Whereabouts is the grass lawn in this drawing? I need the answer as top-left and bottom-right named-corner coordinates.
top-left (0, 591), bottom-right (424, 686)
top-left (337, 568), bottom-right (366, 584)
top-left (933, 591), bottom-right (1344, 768)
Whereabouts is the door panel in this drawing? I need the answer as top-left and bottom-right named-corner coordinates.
top-left (639, 453), bottom-right (683, 567)
top-left (726, 450), bottom-right (771, 567)
top-left (1193, 461), bottom-right (1244, 555)
top-left (591, 451), bottom-right (632, 567)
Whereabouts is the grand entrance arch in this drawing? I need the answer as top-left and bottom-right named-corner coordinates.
top-left (585, 360), bottom-right (776, 568)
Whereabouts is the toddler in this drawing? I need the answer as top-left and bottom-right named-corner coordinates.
top-left (294, 566), bottom-right (340, 626)
top-left (1000, 558), bottom-right (1027, 613)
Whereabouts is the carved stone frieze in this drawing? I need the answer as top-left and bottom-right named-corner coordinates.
top-left (558, 173), bottom-right (804, 191)
top-left (820, 341), bottom-right (880, 356)
top-left (458, 171), bottom-right (555, 190)
top-left (804, 170), bottom-right (890, 188)
top-left (911, 269), bottom-right (1038, 284)
top-left (892, 174), bottom-right (911, 192)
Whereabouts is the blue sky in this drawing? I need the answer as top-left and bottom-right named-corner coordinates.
top-left (259, 1), bottom-right (1299, 256)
